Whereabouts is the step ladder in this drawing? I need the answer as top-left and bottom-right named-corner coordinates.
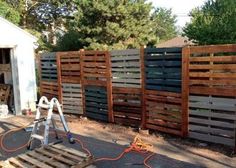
top-left (27, 96), bottom-right (75, 150)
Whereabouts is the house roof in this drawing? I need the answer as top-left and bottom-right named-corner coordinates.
top-left (156, 36), bottom-right (193, 48)
top-left (0, 16), bottom-right (38, 42)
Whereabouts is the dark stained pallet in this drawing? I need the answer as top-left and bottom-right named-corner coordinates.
top-left (0, 144), bottom-right (95, 168)
top-left (112, 87), bottom-right (142, 127)
top-left (144, 47), bottom-right (182, 93)
top-left (84, 86), bottom-right (109, 122)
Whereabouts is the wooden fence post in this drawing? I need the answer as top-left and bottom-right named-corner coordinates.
top-left (140, 46), bottom-right (146, 128)
top-left (38, 54), bottom-right (42, 97)
top-left (106, 51), bottom-right (114, 123)
top-left (80, 49), bottom-right (86, 117)
top-left (181, 46), bottom-right (190, 137)
top-left (56, 52), bottom-right (62, 103)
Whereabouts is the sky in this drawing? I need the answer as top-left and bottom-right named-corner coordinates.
top-left (148, 0), bottom-right (207, 27)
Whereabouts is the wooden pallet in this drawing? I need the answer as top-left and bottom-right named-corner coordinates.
top-left (57, 51), bottom-right (81, 84)
top-left (84, 86), bottom-right (108, 122)
top-left (144, 47), bottom-right (182, 93)
top-left (113, 87), bottom-right (142, 127)
top-left (62, 83), bottom-right (83, 115)
top-left (40, 52), bottom-right (58, 81)
top-left (111, 49), bottom-right (141, 88)
top-left (0, 84), bottom-right (11, 104)
top-left (0, 144), bottom-right (95, 168)
top-left (144, 90), bottom-right (183, 136)
top-left (185, 44), bottom-right (236, 147)
top-left (40, 81), bottom-right (59, 100)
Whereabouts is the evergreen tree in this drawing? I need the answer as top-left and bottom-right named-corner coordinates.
top-left (183, 0), bottom-right (236, 44)
top-left (0, 0), bottom-right (20, 24)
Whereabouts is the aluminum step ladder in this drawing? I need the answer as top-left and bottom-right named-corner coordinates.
top-left (27, 96), bottom-right (75, 150)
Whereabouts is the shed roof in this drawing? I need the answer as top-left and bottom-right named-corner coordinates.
top-left (0, 16), bottom-right (38, 42)
top-left (156, 36), bottom-right (193, 48)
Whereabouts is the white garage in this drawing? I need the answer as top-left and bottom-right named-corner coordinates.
top-left (0, 16), bottom-right (37, 115)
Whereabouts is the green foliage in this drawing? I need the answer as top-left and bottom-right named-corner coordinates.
top-left (183, 0), bottom-right (236, 44)
top-left (55, 0), bottom-right (177, 51)
top-left (71, 0), bottom-right (157, 50)
top-left (152, 8), bottom-right (177, 42)
top-left (0, 1), bottom-right (20, 25)
top-left (54, 30), bottom-right (85, 51)
top-left (1, 0), bottom-right (178, 51)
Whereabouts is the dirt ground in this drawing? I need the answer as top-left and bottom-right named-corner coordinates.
top-left (0, 115), bottom-right (235, 168)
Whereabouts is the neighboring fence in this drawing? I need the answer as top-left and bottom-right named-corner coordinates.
top-left (111, 49), bottom-right (142, 126)
top-left (81, 50), bottom-right (113, 122)
top-left (39, 44), bottom-right (236, 149)
top-left (143, 47), bottom-right (187, 136)
top-left (40, 53), bottom-right (59, 99)
top-left (184, 45), bottom-right (236, 147)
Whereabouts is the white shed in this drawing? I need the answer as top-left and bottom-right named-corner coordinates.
top-left (0, 17), bottom-right (37, 115)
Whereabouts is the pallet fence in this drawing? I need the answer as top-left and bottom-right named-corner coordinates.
top-left (111, 49), bottom-right (143, 126)
top-left (143, 47), bottom-right (187, 136)
top-left (39, 44), bottom-right (236, 149)
top-left (40, 53), bottom-right (59, 99)
top-left (185, 44), bottom-right (236, 147)
top-left (57, 51), bottom-right (83, 114)
top-left (80, 50), bottom-right (113, 122)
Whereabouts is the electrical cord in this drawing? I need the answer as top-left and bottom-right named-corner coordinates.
top-left (0, 125), bottom-right (154, 168)
top-left (0, 122), bottom-right (32, 153)
top-left (94, 135), bottom-right (154, 168)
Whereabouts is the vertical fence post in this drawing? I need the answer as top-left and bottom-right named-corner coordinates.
top-left (106, 51), bottom-right (114, 123)
top-left (56, 52), bottom-right (62, 103)
top-left (140, 46), bottom-right (146, 128)
top-left (38, 54), bottom-right (42, 97)
top-left (80, 49), bottom-right (86, 117)
top-left (181, 46), bottom-right (190, 137)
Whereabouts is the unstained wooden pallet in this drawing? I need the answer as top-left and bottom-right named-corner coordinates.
top-left (0, 144), bottom-right (95, 168)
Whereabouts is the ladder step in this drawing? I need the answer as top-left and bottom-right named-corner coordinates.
top-left (37, 104), bottom-right (50, 109)
top-left (52, 114), bottom-right (61, 121)
top-left (31, 134), bottom-right (44, 140)
top-left (55, 128), bottom-right (65, 132)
